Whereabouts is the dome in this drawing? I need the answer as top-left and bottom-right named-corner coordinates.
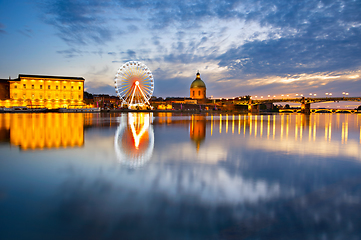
top-left (190, 72), bottom-right (206, 88)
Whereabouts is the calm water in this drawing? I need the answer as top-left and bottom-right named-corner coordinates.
top-left (1, 112), bottom-right (361, 240)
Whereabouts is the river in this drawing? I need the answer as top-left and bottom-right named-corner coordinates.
top-left (0, 112), bottom-right (360, 239)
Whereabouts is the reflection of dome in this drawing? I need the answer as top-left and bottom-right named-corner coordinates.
top-left (190, 72), bottom-right (206, 88)
top-left (190, 116), bottom-right (206, 151)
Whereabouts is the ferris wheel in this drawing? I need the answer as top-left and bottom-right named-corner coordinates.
top-left (114, 61), bottom-right (154, 109)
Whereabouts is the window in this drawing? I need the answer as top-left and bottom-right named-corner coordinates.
top-left (14, 85), bottom-right (17, 89)
top-left (56, 86), bottom-right (58, 90)
top-left (48, 95), bottom-right (50, 100)
top-left (23, 84), bottom-right (26, 89)
top-left (192, 91), bottom-right (194, 96)
top-left (32, 94), bottom-right (34, 99)
top-left (32, 85), bottom-right (34, 89)
top-left (48, 85), bottom-right (50, 89)
top-left (78, 95), bottom-right (81, 100)
top-left (64, 86), bottom-right (66, 89)
top-left (78, 86), bottom-right (81, 90)
top-left (23, 94), bottom-right (26, 99)
top-left (40, 85), bottom-right (43, 89)
top-left (198, 90), bottom-right (200, 96)
top-left (56, 94), bottom-right (58, 100)
top-left (63, 95), bottom-right (66, 100)
top-left (71, 86), bottom-right (74, 89)
top-left (40, 95), bottom-right (43, 99)
top-left (14, 93), bottom-right (17, 98)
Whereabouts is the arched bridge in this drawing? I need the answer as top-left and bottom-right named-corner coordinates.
top-left (233, 97), bottom-right (361, 113)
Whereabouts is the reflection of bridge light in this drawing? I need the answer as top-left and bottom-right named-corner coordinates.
top-left (207, 114), bottom-right (359, 147)
top-left (219, 114), bottom-right (222, 134)
top-left (226, 114), bottom-right (228, 133)
top-left (260, 115), bottom-right (263, 137)
top-left (232, 115), bottom-right (235, 134)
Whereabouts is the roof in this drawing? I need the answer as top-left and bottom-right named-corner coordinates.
top-left (0, 78), bottom-right (19, 82)
top-left (18, 74), bottom-right (85, 80)
top-left (190, 72), bottom-right (206, 88)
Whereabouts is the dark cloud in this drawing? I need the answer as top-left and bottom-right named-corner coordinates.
top-left (41, 0), bottom-right (115, 45)
top-left (126, 49), bottom-right (136, 59)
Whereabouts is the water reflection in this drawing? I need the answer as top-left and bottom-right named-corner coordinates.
top-left (114, 112), bottom-right (154, 167)
top-left (1, 112), bottom-right (361, 239)
top-left (190, 115), bottom-right (206, 150)
top-left (189, 113), bottom-right (361, 159)
top-left (0, 113), bottom-right (84, 150)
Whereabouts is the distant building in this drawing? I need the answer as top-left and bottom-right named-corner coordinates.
top-left (0, 74), bottom-right (85, 109)
top-left (93, 94), bottom-right (120, 108)
top-left (190, 71), bottom-right (206, 104)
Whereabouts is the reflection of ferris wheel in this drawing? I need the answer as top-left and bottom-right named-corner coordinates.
top-left (114, 113), bottom-right (154, 168)
top-left (114, 61), bottom-right (154, 109)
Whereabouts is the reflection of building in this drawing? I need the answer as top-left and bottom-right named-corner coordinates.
top-left (0, 74), bottom-right (85, 109)
top-left (190, 115), bottom-right (206, 151)
top-left (190, 72), bottom-right (206, 104)
top-left (0, 113), bottom-right (84, 150)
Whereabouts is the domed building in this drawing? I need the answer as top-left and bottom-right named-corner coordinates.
top-left (190, 71), bottom-right (206, 103)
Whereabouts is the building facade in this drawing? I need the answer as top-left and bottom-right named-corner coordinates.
top-left (190, 72), bottom-right (206, 104)
top-left (0, 74), bottom-right (85, 109)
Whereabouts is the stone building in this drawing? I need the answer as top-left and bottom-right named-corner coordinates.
top-left (0, 74), bottom-right (85, 109)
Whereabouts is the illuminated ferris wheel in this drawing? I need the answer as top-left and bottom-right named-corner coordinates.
top-left (114, 61), bottom-right (154, 109)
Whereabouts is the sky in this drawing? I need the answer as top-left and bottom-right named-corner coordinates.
top-left (0, 0), bottom-right (361, 100)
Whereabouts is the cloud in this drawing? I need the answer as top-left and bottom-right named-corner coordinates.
top-left (41, 0), bottom-right (116, 45)
top-left (38, 0), bottom-right (361, 97)
top-left (56, 48), bottom-right (84, 58)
